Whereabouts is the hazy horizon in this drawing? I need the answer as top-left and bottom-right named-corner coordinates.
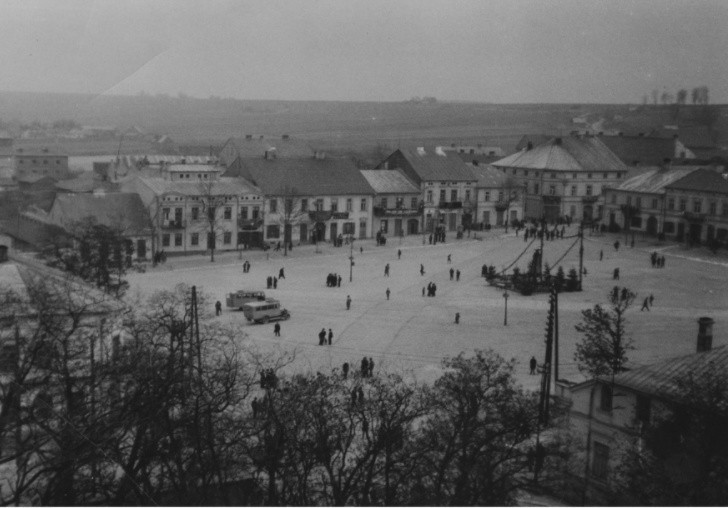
top-left (1, 0), bottom-right (726, 104)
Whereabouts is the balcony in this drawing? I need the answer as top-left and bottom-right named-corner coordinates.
top-left (438, 201), bottom-right (462, 210)
top-left (494, 201), bottom-right (510, 212)
top-left (238, 217), bottom-right (263, 229)
top-left (582, 195), bottom-right (599, 204)
top-left (373, 206), bottom-right (421, 217)
top-left (160, 219), bottom-right (186, 229)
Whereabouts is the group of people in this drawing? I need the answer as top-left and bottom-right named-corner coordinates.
top-left (318, 328), bottom-right (334, 345)
top-left (428, 231), bottom-right (446, 244)
top-left (424, 281), bottom-right (438, 297)
top-left (260, 368), bottom-right (278, 390)
top-left (523, 226), bottom-right (566, 242)
top-left (640, 294), bottom-right (655, 311)
top-left (152, 250), bottom-right (168, 265)
top-left (266, 275), bottom-right (278, 289)
top-left (449, 268), bottom-right (461, 281)
top-left (650, 251), bottom-right (667, 268)
top-left (360, 356), bottom-right (375, 377)
top-left (242, 260), bottom-right (252, 273)
top-left (326, 273), bottom-right (342, 287)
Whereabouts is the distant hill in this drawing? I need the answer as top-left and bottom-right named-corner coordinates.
top-left (0, 91), bottom-right (725, 155)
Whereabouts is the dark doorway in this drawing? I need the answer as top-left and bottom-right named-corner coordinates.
top-left (136, 239), bottom-right (146, 259)
top-left (284, 224), bottom-right (292, 244)
top-left (689, 223), bottom-right (702, 245)
top-left (646, 216), bottom-right (658, 236)
top-left (407, 219), bottom-right (418, 235)
top-left (330, 222), bottom-right (338, 241)
top-left (314, 222), bottom-right (326, 242)
top-left (299, 223), bottom-right (308, 244)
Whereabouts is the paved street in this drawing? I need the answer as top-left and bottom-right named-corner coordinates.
top-left (126, 228), bottom-right (728, 390)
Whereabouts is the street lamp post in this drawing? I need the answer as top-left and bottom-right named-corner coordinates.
top-left (349, 239), bottom-right (354, 282)
top-left (503, 290), bottom-right (509, 326)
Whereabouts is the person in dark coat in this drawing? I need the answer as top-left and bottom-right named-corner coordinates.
top-left (420, 264), bottom-right (425, 276)
top-left (328, 328), bottom-right (333, 345)
top-left (649, 293), bottom-right (654, 306)
top-left (398, 249), bottom-right (402, 259)
top-left (613, 267), bottom-right (620, 280)
top-left (267, 276), bottom-right (272, 289)
top-left (456, 269), bottom-right (460, 281)
top-left (384, 263), bottom-right (390, 277)
top-left (273, 277), bottom-right (278, 289)
top-left (342, 362), bottom-right (350, 379)
top-left (274, 323), bottom-right (281, 336)
top-left (529, 356), bottom-right (537, 375)
top-left (422, 287), bottom-right (426, 297)
top-left (215, 301), bottom-right (222, 316)
top-left (279, 267), bottom-right (285, 279)
top-left (641, 297), bottom-right (650, 311)
top-left (450, 268), bottom-right (454, 280)
top-left (346, 295), bottom-right (351, 310)
top-left (454, 312), bottom-right (460, 324)
top-left (386, 288), bottom-right (390, 300)
top-left (337, 275), bottom-right (342, 287)
top-left (361, 357), bottom-right (369, 377)
top-left (319, 328), bottom-right (326, 345)
top-left (599, 250), bottom-right (603, 261)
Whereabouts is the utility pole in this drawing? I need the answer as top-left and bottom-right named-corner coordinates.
top-left (539, 287), bottom-right (556, 426)
top-left (578, 222), bottom-right (584, 291)
top-left (503, 289), bottom-right (509, 326)
top-left (553, 286), bottom-right (559, 382)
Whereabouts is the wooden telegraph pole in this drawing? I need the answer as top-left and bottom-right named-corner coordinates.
top-left (578, 222), bottom-right (584, 291)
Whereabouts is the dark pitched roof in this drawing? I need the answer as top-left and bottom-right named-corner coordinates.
top-left (651, 125), bottom-right (717, 149)
top-left (608, 345), bottom-right (728, 412)
top-left (666, 168), bottom-right (728, 194)
top-left (360, 169), bottom-right (419, 194)
top-left (48, 192), bottom-right (153, 236)
top-left (493, 136), bottom-right (628, 172)
top-left (224, 157), bottom-right (375, 196)
top-left (611, 167), bottom-right (698, 194)
top-left (515, 134), bottom-right (555, 152)
top-left (389, 148), bottom-right (477, 182)
top-left (599, 135), bottom-right (677, 166)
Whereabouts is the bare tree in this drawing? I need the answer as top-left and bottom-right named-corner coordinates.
top-left (676, 88), bottom-right (688, 105)
top-left (196, 179), bottom-right (229, 262)
top-left (651, 89), bottom-right (659, 106)
top-left (272, 185), bottom-right (308, 256)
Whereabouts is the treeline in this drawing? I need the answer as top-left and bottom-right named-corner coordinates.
top-left (0, 280), bottom-right (569, 506)
top-left (643, 86), bottom-right (710, 106)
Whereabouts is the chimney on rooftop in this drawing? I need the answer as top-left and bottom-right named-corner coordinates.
top-left (697, 317), bottom-right (714, 352)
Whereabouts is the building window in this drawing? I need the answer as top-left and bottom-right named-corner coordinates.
top-left (484, 191), bottom-right (490, 202)
top-left (191, 233), bottom-right (199, 246)
top-left (285, 198), bottom-right (293, 214)
top-left (600, 384), bottom-right (613, 412)
top-left (314, 199), bottom-right (323, 211)
top-left (635, 196), bottom-right (641, 208)
top-left (723, 203), bottom-right (728, 217)
top-left (534, 183), bottom-right (539, 194)
top-left (451, 189), bottom-right (457, 201)
top-left (636, 395), bottom-right (651, 425)
top-left (224, 206), bottom-right (232, 220)
top-left (664, 221), bottom-right (675, 234)
top-left (380, 219), bottom-right (388, 233)
top-left (252, 206), bottom-right (260, 219)
top-left (626, 196), bottom-right (632, 206)
top-left (572, 173), bottom-right (577, 179)
top-left (162, 234), bottom-right (170, 247)
top-left (440, 189), bottom-right (446, 202)
top-left (343, 222), bottom-right (355, 235)
top-left (395, 196), bottom-right (404, 208)
top-left (269, 199), bottom-right (277, 213)
top-left (411, 197), bottom-right (418, 209)
top-left (603, 173), bottom-right (608, 179)
top-left (267, 225), bottom-right (280, 238)
top-left (331, 198), bottom-right (338, 212)
top-left (360, 198), bottom-right (367, 211)
top-left (465, 189), bottom-right (471, 202)
top-left (174, 234), bottom-right (182, 247)
top-left (223, 232), bottom-right (232, 245)
top-left (588, 173), bottom-right (593, 179)
top-left (381, 197), bottom-right (388, 209)
top-left (427, 190), bottom-right (433, 203)
top-left (346, 198), bottom-right (353, 212)
top-left (586, 185), bottom-right (593, 196)
top-left (569, 185), bottom-right (576, 196)
top-left (208, 206), bottom-right (216, 220)
top-left (482, 210), bottom-right (490, 224)
top-left (524, 170), bottom-right (528, 177)
top-left (162, 207), bottom-right (170, 220)
top-left (610, 193), bottom-right (616, 204)
top-left (667, 198), bottom-right (675, 211)
top-left (679, 199), bottom-right (686, 212)
top-left (301, 199), bottom-right (308, 212)
top-left (709, 202), bottom-right (717, 215)
top-left (693, 199), bottom-right (702, 214)
top-left (549, 185), bottom-right (556, 195)
top-left (240, 206), bottom-right (248, 219)
top-left (652, 198), bottom-right (658, 209)
top-left (359, 219), bottom-right (367, 237)
top-left (592, 442), bottom-right (610, 481)
top-left (192, 207), bottom-right (199, 220)
top-left (551, 173), bottom-right (556, 179)
top-left (498, 191), bottom-right (504, 202)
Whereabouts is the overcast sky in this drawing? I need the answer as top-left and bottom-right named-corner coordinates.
top-left (1, 0), bottom-right (726, 103)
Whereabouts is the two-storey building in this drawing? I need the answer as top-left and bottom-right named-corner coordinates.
top-left (225, 155), bottom-right (375, 244)
top-left (492, 135), bottom-right (628, 223)
top-left (13, 147), bottom-right (70, 182)
top-left (602, 165), bottom-right (696, 236)
top-left (360, 169), bottom-right (421, 236)
top-left (662, 168), bottom-right (728, 246)
top-left (123, 163), bottom-right (264, 255)
top-left (376, 147), bottom-right (477, 233)
top-left (560, 318), bottom-right (725, 504)
top-left (469, 164), bottom-right (524, 228)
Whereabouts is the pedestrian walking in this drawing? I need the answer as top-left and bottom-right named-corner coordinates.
top-left (447, 254), bottom-right (452, 264)
top-left (398, 249), bottom-right (402, 259)
top-left (449, 267), bottom-right (454, 280)
top-left (640, 297), bottom-right (650, 311)
top-left (360, 246), bottom-right (363, 254)
top-left (529, 356), bottom-right (537, 375)
top-left (266, 276), bottom-right (272, 289)
top-left (422, 286), bottom-right (426, 297)
top-left (386, 288), bottom-right (390, 300)
top-left (456, 269), bottom-right (461, 281)
top-left (318, 328), bottom-right (326, 345)
top-left (338, 275), bottom-right (342, 287)
top-left (215, 301), bottom-right (222, 316)
top-left (454, 312), bottom-right (460, 324)
top-left (429, 234), bottom-right (433, 245)
top-left (614, 240), bottom-right (620, 251)
top-left (368, 357), bottom-right (374, 377)
top-left (361, 357), bottom-right (369, 377)
top-left (420, 264), bottom-right (425, 276)
top-left (599, 250), bottom-right (603, 261)
top-left (274, 323), bottom-right (281, 336)
top-left (649, 293), bottom-right (654, 306)
top-left (342, 362), bottom-right (349, 379)
top-left (613, 268), bottom-right (620, 280)
top-left (384, 263), bottom-right (390, 277)
top-left (273, 277), bottom-right (278, 289)
top-left (328, 328), bottom-right (333, 345)
top-left (279, 267), bottom-right (285, 279)
top-left (346, 295), bottom-right (352, 310)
